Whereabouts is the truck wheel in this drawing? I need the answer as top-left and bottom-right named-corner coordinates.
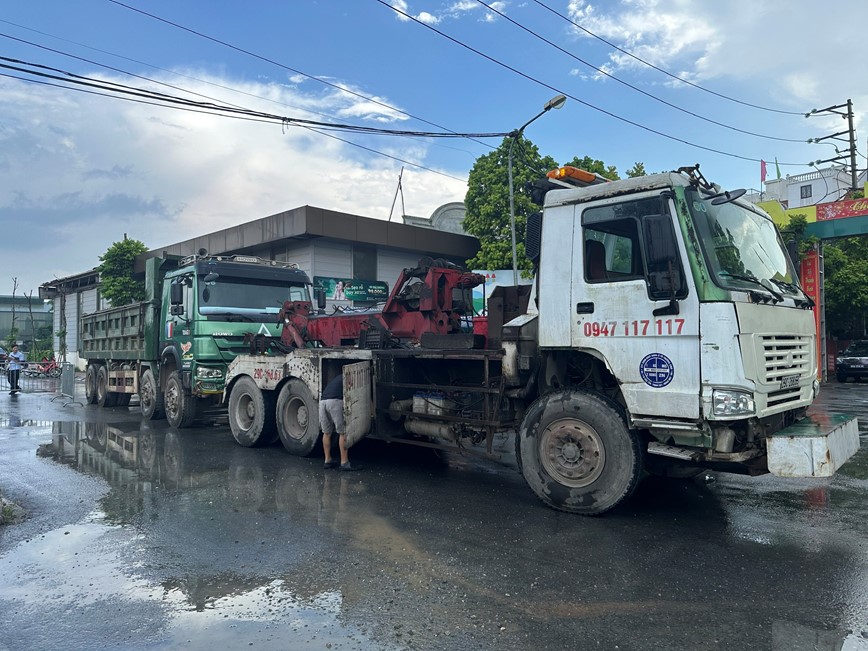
top-left (85, 365), bottom-right (99, 404)
top-left (228, 376), bottom-right (278, 447)
top-left (140, 369), bottom-right (165, 420)
top-left (97, 366), bottom-right (118, 408)
top-left (164, 371), bottom-right (197, 429)
top-left (276, 379), bottom-right (320, 456)
top-left (517, 389), bottom-right (643, 515)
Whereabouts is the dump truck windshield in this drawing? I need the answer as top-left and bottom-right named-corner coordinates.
top-left (198, 278), bottom-right (310, 317)
top-left (685, 187), bottom-right (800, 296)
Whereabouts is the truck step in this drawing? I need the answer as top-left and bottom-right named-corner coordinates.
top-left (647, 442), bottom-right (701, 461)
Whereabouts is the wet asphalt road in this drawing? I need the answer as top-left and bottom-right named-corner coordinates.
top-left (0, 381), bottom-right (867, 651)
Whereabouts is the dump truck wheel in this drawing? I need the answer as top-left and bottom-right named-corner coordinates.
top-left (276, 379), bottom-right (320, 456)
top-left (517, 389), bottom-right (643, 515)
top-left (228, 376), bottom-right (278, 447)
top-left (140, 369), bottom-right (164, 420)
top-left (164, 370), bottom-right (197, 429)
top-left (97, 366), bottom-right (118, 408)
top-left (85, 365), bottom-right (99, 404)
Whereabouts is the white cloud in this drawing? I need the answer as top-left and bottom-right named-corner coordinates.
top-left (0, 72), bottom-right (467, 295)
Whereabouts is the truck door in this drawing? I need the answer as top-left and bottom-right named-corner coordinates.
top-left (167, 275), bottom-right (195, 372)
top-left (344, 361), bottom-right (372, 447)
top-left (571, 192), bottom-right (700, 419)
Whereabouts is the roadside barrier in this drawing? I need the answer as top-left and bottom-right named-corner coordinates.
top-left (1, 361), bottom-right (60, 394)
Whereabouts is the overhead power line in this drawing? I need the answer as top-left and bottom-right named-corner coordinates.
top-left (531, 0), bottom-right (806, 117)
top-left (474, 0), bottom-right (805, 143)
top-left (376, 0), bottom-right (806, 166)
top-left (104, 0), bottom-right (494, 150)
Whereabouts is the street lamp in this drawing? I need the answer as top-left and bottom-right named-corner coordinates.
top-left (508, 93), bottom-right (567, 285)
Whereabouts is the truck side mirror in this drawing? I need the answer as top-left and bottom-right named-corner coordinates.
top-left (643, 214), bottom-right (685, 306)
top-left (787, 240), bottom-right (800, 280)
top-left (314, 287), bottom-right (327, 310)
top-left (525, 211), bottom-right (543, 265)
top-left (643, 215), bottom-right (678, 267)
top-left (170, 281), bottom-right (183, 306)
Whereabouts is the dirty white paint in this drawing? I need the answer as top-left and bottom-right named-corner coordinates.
top-left (767, 416), bottom-right (860, 477)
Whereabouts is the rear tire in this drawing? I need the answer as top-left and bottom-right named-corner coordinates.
top-left (140, 369), bottom-right (165, 420)
top-left (85, 365), bottom-right (99, 404)
top-left (97, 366), bottom-right (118, 407)
top-left (276, 379), bottom-right (320, 456)
top-left (228, 376), bottom-right (278, 447)
top-left (164, 371), bottom-right (197, 429)
top-left (517, 389), bottom-right (643, 515)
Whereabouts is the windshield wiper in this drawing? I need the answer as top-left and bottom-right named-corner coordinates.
top-left (718, 272), bottom-right (783, 302)
top-left (767, 278), bottom-right (815, 307)
top-left (206, 312), bottom-right (256, 322)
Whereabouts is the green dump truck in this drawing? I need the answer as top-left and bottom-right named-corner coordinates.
top-left (79, 253), bottom-right (312, 428)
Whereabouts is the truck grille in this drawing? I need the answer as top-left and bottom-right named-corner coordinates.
top-left (753, 335), bottom-right (812, 412)
top-left (761, 335), bottom-right (812, 384)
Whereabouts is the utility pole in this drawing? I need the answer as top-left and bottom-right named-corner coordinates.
top-left (807, 99), bottom-right (859, 194)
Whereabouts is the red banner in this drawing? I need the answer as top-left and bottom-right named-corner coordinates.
top-left (816, 197), bottom-right (868, 221)
top-left (800, 250), bottom-right (822, 380)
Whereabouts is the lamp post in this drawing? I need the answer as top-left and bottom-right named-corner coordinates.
top-left (508, 93), bottom-right (567, 285)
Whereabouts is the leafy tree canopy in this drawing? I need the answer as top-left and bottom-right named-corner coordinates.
top-left (822, 236), bottom-right (868, 338)
top-left (462, 136), bottom-right (631, 272)
top-left (99, 237), bottom-right (148, 306)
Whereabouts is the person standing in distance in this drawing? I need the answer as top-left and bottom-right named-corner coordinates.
top-left (7, 344), bottom-right (25, 394)
top-left (320, 371), bottom-right (360, 471)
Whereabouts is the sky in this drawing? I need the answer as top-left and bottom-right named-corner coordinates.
top-left (2, 0), bottom-right (868, 296)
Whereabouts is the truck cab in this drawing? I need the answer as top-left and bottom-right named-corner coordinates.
top-left (508, 166), bottom-right (853, 512)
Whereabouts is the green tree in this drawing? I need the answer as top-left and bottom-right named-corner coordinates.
top-left (823, 236), bottom-right (868, 338)
top-left (462, 137), bottom-right (626, 273)
top-left (463, 136), bottom-right (558, 272)
top-left (625, 162), bottom-right (646, 178)
top-left (99, 237), bottom-right (148, 306)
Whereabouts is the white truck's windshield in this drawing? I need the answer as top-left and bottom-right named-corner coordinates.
top-left (199, 279), bottom-right (310, 317)
top-left (685, 188), bottom-right (801, 297)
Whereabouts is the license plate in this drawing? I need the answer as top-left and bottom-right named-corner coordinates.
top-left (780, 375), bottom-right (800, 390)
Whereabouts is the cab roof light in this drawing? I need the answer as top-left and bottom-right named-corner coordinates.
top-left (546, 166), bottom-right (609, 187)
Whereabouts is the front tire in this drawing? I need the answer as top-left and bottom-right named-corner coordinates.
top-left (228, 376), bottom-right (278, 447)
top-left (276, 379), bottom-right (320, 456)
top-left (140, 369), bottom-right (164, 420)
top-left (164, 371), bottom-right (197, 429)
top-left (517, 389), bottom-right (643, 515)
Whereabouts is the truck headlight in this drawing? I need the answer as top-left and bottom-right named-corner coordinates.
top-left (196, 367), bottom-right (223, 379)
top-left (713, 389), bottom-right (755, 416)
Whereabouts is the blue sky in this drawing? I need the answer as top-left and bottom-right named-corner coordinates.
top-left (2, 0), bottom-right (868, 295)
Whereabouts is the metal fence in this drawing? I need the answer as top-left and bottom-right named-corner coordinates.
top-left (0, 360), bottom-right (63, 393)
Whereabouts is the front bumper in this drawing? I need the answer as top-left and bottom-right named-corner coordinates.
top-left (766, 412), bottom-right (860, 477)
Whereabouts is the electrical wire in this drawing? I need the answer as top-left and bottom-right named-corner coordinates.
top-left (531, 0), bottom-right (805, 117)
top-left (0, 67), bottom-right (470, 182)
top-left (473, 0), bottom-right (805, 143)
top-left (105, 0), bottom-right (495, 150)
top-left (0, 56), bottom-right (509, 139)
top-left (0, 24), bottom-right (488, 162)
top-left (376, 0), bottom-right (807, 167)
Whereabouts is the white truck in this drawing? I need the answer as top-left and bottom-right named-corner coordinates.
top-left (223, 164), bottom-right (860, 515)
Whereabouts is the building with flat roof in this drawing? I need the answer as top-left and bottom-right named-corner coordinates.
top-left (40, 204), bottom-right (479, 367)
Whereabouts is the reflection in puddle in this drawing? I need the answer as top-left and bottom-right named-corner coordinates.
top-left (1, 504), bottom-right (396, 650)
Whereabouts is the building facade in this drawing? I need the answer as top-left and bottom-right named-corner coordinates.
top-left (40, 204), bottom-right (479, 368)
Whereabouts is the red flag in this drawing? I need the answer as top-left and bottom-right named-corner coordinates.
top-left (760, 160), bottom-right (767, 183)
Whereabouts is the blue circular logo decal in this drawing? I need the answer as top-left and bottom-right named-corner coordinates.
top-left (639, 353), bottom-right (674, 388)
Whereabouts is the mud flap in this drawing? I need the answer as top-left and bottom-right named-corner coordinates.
top-left (766, 412), bottom-right (860, 477)
top-left (344, 361), bottom-right (372, 448)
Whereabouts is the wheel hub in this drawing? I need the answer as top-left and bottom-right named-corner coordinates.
top-left (539, 418), bottom-right (605, 488)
